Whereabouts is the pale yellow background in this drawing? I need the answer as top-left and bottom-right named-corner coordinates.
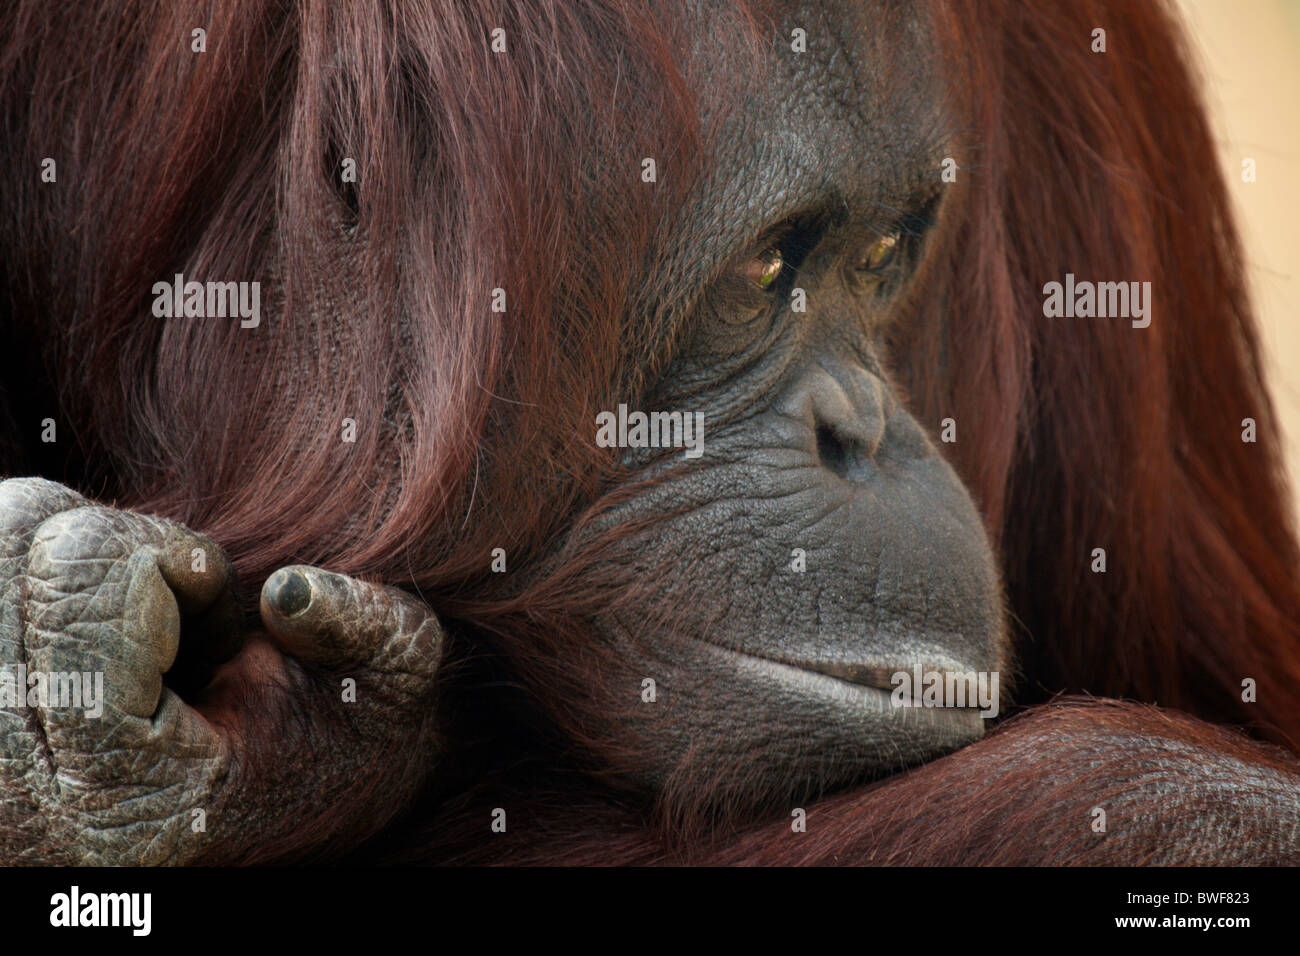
top-left (1178, 0), bottom-right (1300, 517)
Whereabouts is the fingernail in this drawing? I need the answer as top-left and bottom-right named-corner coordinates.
top-left (265, 568), bottom-right (312, 618)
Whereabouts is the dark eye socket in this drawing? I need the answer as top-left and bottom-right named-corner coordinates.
top-left (742, 247), bottom-right (784, 289)
top-left (855, 232), bottom-right (899, 273)
top-left (738, 219), bottom-right (823, 293)
top-left (735, 209), bottom-right (932, 304)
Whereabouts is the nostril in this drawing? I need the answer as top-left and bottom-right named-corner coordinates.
top-left (816, 423), bottom-right (850, 478)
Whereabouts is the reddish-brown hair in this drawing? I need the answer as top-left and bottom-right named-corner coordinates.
top-left (912, 0), bottom-right (1300, 745)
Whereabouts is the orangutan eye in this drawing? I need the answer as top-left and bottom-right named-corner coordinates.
top-left (856, 232), bottom-right (899, 274)
top-left (742, 247), bottom-right (784, 289)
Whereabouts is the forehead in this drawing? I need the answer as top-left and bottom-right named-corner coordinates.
top-left (673, 0), bottom-right (947, 259)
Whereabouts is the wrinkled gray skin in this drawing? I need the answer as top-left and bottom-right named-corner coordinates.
top-left (569, 2), bottom-right (1005, 799)
top-left (0, 478), bottom-right (442, 864)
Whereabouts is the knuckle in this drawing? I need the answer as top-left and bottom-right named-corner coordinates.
top-left (31, 506), bottom-right (134, 564)
top-left (377, 595), bottom-right (444, 682)
top-left (403, 616), bottom-right (445, 673)
top-left (0, 477), bottom-right (84, 512)
top-left (0, 478), bottom-right (88, 546)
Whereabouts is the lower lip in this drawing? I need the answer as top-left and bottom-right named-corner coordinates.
top-left (702, 643), bottom-right (987, 723)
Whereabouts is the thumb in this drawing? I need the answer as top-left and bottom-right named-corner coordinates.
top-left (259, 565), bottom-right (444, 685)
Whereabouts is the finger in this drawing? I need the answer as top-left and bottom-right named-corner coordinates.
top-left (0, 480), bottom-right (91, 798)
top-left (0, 478), bottom-right (89, 563)
top-left (259, 566), bottom-right (444, 685)
top-left (25, 509), bottom-right (240, 730)
top-left (153, 525), bottom-right (245, 689)
top-left (154, 525), bottom-right (239, 614)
